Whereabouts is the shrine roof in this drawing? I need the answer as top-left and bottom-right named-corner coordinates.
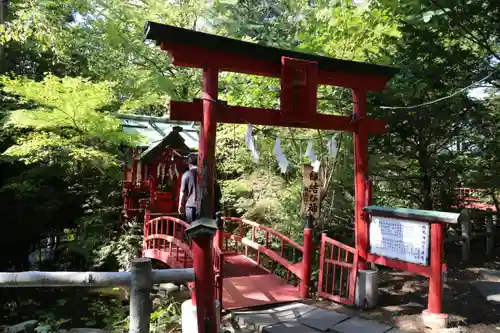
top-left (114, 113), bottom-right (198, 150)
top-left (144, 21), bottom-right (399, 78)
top-left (364, 205), bottom-right (461, 224)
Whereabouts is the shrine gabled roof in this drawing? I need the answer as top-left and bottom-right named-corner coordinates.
top-left (364, 205), bottom-right (461, 224)
top-left (114, 113), bottom-right (198, 150)
top-left (144, 21), bottom-right (399, 78)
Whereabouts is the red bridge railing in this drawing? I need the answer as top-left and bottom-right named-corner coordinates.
top-left (221, 217), bottom-right (305, 284)
top-left (143, 216), bottom-right (192, 268)
top-left (142, 215), bottom-right (307, 308)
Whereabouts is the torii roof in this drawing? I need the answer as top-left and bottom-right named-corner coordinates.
top-left (144, 21), bottom-right (399, 80)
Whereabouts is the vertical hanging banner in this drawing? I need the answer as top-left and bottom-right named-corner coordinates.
top-left (274, 138), bottom-right (289, 173)
top-left (327, 136), bottom-right (338, 156)
top-left (301, 164), bottom-right (322, 218)
top-left (244, 124), bottom-right (260, 162)
top-left (305, 139), bottom-right (321, 172)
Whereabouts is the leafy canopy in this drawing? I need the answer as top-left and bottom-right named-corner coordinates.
top-left (1, 74), bottom-right (140, 167)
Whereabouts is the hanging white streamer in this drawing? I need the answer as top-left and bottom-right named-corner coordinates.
top-left (305, 139), bottom-right (322, 172)
top-left (244, 124), bottom-right (252, 147)
top-left (328, 136), bottom-right (338, 156)
top-left (244, 124), bottom-right (260, 163)
top-left (312, 160), bottom-right (321, 173)
top-left (305, 140), bottom-right (317, 163)
top-left (273, 138), bottom-right (289, 173)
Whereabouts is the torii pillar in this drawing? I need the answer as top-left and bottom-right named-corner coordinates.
top-left (145, 21), bottom-right (398, 333)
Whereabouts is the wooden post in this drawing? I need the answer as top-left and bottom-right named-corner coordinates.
top-left (190, 65), bottom-right (219, 333)
top-left (486, 209), bottom-right (494, 256)
top-left (353, 88), bottom-right (369, 270)
top-left (300, 214), bottom-right (313, 298)
top-left (460, 209), bottom-right (470, 262)
top-left (130, 258), bottom-right (153, 333)
top-left (428, 222), bottom-right (444, 314)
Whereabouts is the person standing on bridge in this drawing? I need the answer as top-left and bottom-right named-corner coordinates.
top-left (178, 154), bottom-right (200, 223)
top-left (178, 154), bottom-right (222, 223)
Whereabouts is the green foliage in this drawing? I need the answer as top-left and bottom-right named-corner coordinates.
top-left (3, 0), bottom-right (207, 111)
top-left (1, 74), bottom-right (138, 167)
top-left (0, 73), bottom-right (143, 271)
top-left (93, 221), bottom-right (143, 271)
top-left (296, 1), bottom-right (401, 62)
top-left (1, 1), bottom-right (500, 327)
top-left (149, 301), bottom-right (182, 333)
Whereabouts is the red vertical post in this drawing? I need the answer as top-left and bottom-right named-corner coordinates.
top-left (123, 148), bottom-right (131, 182)
top-left (428, 222), bottom-right (444, 314)
top-left (353, 89), bottom-right (369, 270)
top-left (300, 215), bottom-right (314, 298)
top-left (191, 66), bottom-right (218, 333)
top-left (191, 235), bottom-right (217, 332)
top-left (198, 66), bottom-right (218, 219)
top-left (131, 148), bottom-right (138, 184)
top-left (214, 212), bottom-right (224, 249)
top-left (149, 162), bottom-right (158, 207)
top-left (143, 208), bottom-right (151, 253)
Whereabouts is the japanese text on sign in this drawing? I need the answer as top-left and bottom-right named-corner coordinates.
top-left (369, 216), bottom-right (430, 266)
top-left (301, 164), bottom-right (321, 218)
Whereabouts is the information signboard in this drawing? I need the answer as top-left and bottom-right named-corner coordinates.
top-left (369, 215), bottom-right (430, 266)
top-left (301, 164), bottom-right (321, 218)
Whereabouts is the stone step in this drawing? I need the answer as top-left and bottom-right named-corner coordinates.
top-left (231, 302), bottom-right (410, 333)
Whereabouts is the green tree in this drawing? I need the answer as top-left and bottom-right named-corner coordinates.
top-left (211, 0), bottom-right (402, 242)
top-left (0, 74), bottom-right (141, 270)
top-left (2, 0), bottom-right (207, 112)
top-left (370, 9), bottom-right (489, 210)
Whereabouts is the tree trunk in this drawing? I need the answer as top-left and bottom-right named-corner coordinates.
top-left (418, 138), bottom-right (433, 210)
top-left (0, 0), bottom-right (7, 69)
top-left (489, 191), bottom-right (500, 219)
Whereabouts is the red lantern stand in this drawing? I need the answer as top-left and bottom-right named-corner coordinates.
top-left (363, 206), bottom-right (461, 329)
top-left (145, 21), bottom-right (398, 333)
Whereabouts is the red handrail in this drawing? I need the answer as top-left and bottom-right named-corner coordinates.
top-left (222, 216), bottom-right (304, 283)
top-left (143, 215), bottom-right (222, 306)
top-left (212, 244), bottom-right (224, 309)
top-left (143, 216), bottom-right (193, 267)
top-left (222, 217), bottom-right (304, 252)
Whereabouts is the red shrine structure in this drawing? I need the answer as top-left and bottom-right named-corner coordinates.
top-left (137, 21), bottom-right (455, 333)
top-left (117, 114), bottom-right (198, 221)
top-left (457, 187), bottom-right (498, 212)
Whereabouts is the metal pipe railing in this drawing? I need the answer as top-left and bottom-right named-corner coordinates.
top-left (0, 258), bottom-right (195, 333)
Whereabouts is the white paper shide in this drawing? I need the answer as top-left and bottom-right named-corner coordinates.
top-left (369, 216), bottom-right (430, 266)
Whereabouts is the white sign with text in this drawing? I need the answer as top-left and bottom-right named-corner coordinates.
top-left (369, 216), bottom-right (430, 266)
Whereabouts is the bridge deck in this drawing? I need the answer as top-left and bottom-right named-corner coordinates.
top-left (222, 254), bottom-right (300, 309)
top-left (143, 248), bottom-right (300, 309)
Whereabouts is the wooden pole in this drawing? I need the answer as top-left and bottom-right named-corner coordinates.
top-left (190, 66), bottom-right (218, 333)
top-left (486, 209), bottom-right (494, 256)
top-left (353, 88), bottom-right (369, 270)
top-left (460, 209), bottom-right (470, 262)
top-left (428, 222), bottom-right (444, 314)
top-left (130, 258), bottom-right (153, 333)
top-left (300, 215), bottom-right (313, 298)
top-left (0, 268), bottom-right (194, 287)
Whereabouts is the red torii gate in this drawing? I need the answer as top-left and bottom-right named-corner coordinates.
top-left (145, 21), bottom-right (398, 333)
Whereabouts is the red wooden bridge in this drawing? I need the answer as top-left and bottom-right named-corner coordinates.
top-left (142, 215), bottom-right (358, 310)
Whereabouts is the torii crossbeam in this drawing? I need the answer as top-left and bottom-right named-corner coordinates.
top-left (145, 21), bottom-right (398, 333)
